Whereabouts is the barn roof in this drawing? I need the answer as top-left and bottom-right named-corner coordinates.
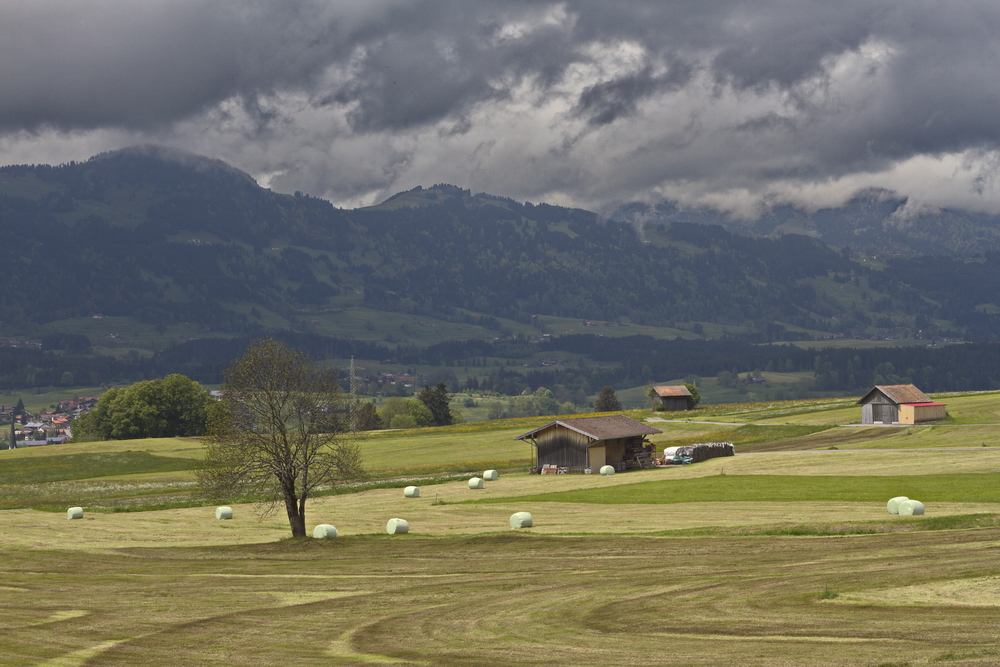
top-left (654, 385), bottom-right (692, 398)
top-left (857, 384), bottom-right (933, 405)
top-left (515, 414), bottom-right (662, 442)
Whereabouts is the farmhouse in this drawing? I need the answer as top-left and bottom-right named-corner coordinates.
top-left (516, 414), bottom-right (662, 472)
top-left (652, 385), bottom-right (692, 411)
top-left (857, 384), bottom-right (947, 425)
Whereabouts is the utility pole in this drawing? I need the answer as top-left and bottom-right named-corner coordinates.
top-left (349, 356), bottom-right (359, 431)
top-left (9, 398), bottom-right (23, 450)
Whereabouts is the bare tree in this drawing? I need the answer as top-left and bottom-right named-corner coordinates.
top-left (197, 339), bottom-right (365, 537)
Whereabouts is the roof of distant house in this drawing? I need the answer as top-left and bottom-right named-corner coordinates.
top-left (857, 384), bottom-right (933, 405)
top-left (654, 385), bottom-right (692, 398)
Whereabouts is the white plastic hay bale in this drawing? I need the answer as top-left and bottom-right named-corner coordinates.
top-left (468, 477), bottom-right (484, 489)
top-left (663, 447), bottom-right (680, 457)
top-left (386, 518), bottom-right (409, 535)
top-left (483, 469), bottom-right (499, 481)
top-left (215, 506), bottom-right (233, 520)
top-left (67, 507), bottom-right (83, 520)
top-left (886, 496), bottom-right (909, 514)
top-left (312, 524), bottom-right (338, 538)
top-left (403, 486), bottom-right (420, 498)
top-left (898, 499), bottom-right (925, 516)
top-left (599, 465), bottom-right (615, 476)
top-left (509, 512), bottom-right (533, 529)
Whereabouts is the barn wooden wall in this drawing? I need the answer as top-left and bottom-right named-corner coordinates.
top-left (535, 425), bottom-right (591, 467)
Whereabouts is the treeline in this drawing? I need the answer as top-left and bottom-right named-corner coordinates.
top-left (4, 331), bottom-right (1000, 396)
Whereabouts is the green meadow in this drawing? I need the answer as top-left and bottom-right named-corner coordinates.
top-left (4, 394), bottom-right (1000, 665)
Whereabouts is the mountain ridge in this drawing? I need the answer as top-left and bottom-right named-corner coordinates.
top-left (2, 146), bottom-right (999, 348)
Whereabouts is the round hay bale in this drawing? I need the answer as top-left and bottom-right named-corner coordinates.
top-left (215, 506), bottom-right (233, 520)
top-left (599, 465), bottom-right (615, 476)
top-left (468, 477), bottom-right (484, 489)
top-left (509, 511), bottom-right (533, 529)
top-left (663, 447), bottom-right (679, 457)
top-left (312, 524), bottom-right (338, 538)
top-left (67, 507), bottom-right (83, 520)
top-left (386, 518), bottom-right (409, 535)
top-left (898, 499), bottom-right (925, 516)
top-left (403, 486), bottom-right (420, 498)
top-left (483, 469), bottom-right (499, 481)
top-left (886, 496), bottom-right (909, 514)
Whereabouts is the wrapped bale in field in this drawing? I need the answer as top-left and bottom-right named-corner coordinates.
top-left (386, 518), bottom-right (409, 535)
top-left (509, 512), bottom-right (533, 529)
top-left (898, 499), bottom-right (925, 516)
top-left (599, 465), bottom-right (615, 476)
top-left (215, 506), bottom-right (233, 520)
top-left (468, 477), bottom-right (484, 489)
top-left (483, 469), bottom-right (499, 481)
top-left (312, 524), bottom-right (338, 538)
top-left (887, 496), bottom-right (909, 514)
top-left (67, 507), bottom-right (83, 520)
top-left (403, 486), bottom-right (420, 498)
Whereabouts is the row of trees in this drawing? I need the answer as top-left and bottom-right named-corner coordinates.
top-left (355, 381), bottom-right (459, 430)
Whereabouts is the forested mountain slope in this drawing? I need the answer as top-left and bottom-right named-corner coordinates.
top-left (2, 146), bottom-right (1000, 346)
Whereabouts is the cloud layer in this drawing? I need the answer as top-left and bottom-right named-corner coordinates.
top-left (3, 1), bottom-right (1000, 215)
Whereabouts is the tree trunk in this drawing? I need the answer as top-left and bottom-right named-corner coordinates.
top-left (284, 494), bottom-right (306, 537)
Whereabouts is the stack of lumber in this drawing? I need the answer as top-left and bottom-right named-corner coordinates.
top-left (626, 442), bottom-right (656, 469)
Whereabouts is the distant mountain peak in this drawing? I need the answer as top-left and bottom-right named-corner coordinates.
top-left (89, 145), bottom-right (257, 186)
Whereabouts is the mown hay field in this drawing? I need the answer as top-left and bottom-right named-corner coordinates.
top-left (4, 399), bottom-right (1000, 665)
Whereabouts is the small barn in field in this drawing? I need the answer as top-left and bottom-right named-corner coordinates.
top-left (857, 384), bottom-right (947, 425)
top-left (516, 415), bottom-right (662, 471)
top-left (653, 385), bottom-right (692, 411)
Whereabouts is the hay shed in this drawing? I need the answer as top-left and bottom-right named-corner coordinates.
top-left (887, 496), bottom-right (909, 514)
top-left (67, 507), bottom-right (83, 520)
top-left (516, 415), bottom-right (662, 470)
top-left (509, 512), bottom-right (533, 529)
top-left (386, 518), bottom-right (409, 535)
top-left (468, 477), bottom-right (484, 489)
top-left (858, 385), bottom-right (945, 425)
top-left (215, 506), bottom-right (233, 520)
top-left (599, 465), bottom-right (615, 476)
top-left (898, 500), bottom-right (925, 516)
top-left (652, 385), bottom-right (692, 411)
top-left (483, 469), bottom-right (499, 481)
top-left (403, 486), bottom-right (420, 498)
top-left (313, 524), bottom-right (338, 538)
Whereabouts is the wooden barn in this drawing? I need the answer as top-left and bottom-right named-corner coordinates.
top-left (653, 385), bottom-right (692, 411)
top-left (516, 415), bottom-right (662, 471)
top-left (857, 384), bottom-right (947, 425)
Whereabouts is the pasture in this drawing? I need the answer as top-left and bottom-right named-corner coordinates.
top-left (3, 396), bottom-right (1000, 665)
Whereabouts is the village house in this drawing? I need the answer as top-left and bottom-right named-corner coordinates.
top-left (857, 384), bottom-right (947, 425)
top-left (516, 414), bottom-right (662, 472)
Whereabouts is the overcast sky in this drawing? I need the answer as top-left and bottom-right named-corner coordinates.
top-left (3, 1), bottom-right (1000, 217)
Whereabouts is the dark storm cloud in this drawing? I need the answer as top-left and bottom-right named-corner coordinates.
top-left (4, 1), bottom-right (1000, 212)
top-left (575, 59), bottom-right (693, 126)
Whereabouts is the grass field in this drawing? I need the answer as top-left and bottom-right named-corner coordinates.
top-left (4, 399), bottom-right (1000, 665)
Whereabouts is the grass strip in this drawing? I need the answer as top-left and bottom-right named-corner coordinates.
top-left (472, 473), bottom-right (1000, 504)
top-left (653, 513), bottom-right (1000, 537)
top-left (0, 451), bottom-right (197, 484)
